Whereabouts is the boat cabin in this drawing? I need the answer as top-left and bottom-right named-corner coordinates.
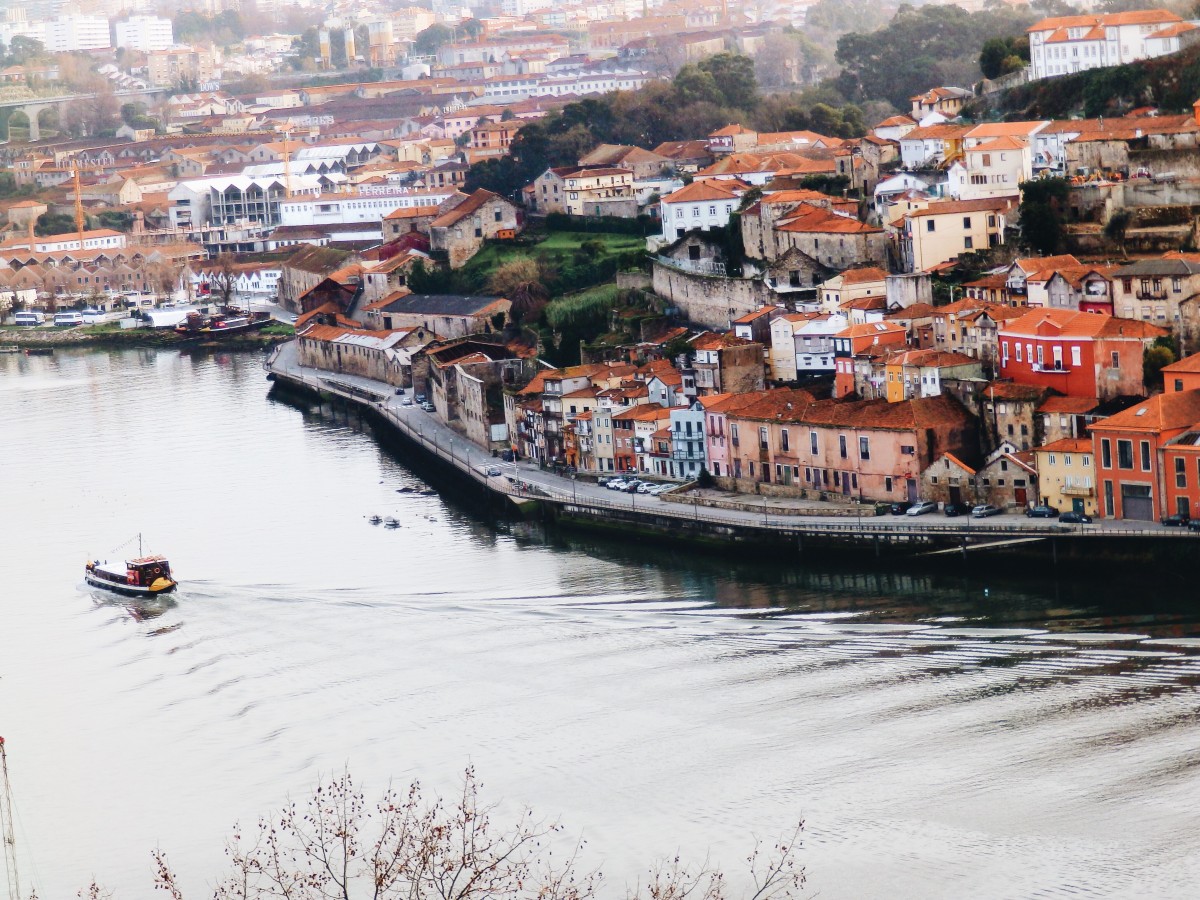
top-left (87, 555), bottom-right (172, 588)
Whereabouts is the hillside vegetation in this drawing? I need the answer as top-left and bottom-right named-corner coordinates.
top-left (981, 42), bottom-right (1200, 120)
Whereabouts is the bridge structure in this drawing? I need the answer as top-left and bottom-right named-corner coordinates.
top-left (0, 86), bottom-right (171, 141)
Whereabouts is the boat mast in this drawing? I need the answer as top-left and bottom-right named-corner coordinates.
top-left (0, 737), bottom-right (20, 900)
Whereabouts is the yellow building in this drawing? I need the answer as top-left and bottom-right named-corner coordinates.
top-left (903, 197), bottom-right (1015, 273)
top-left (1033, 437), bottom-right (1097, 515)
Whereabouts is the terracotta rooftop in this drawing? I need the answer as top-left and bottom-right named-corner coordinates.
top-left (1090, 389), bottom-right (1200, 434)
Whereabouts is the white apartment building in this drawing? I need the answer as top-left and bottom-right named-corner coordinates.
top-left (278, 186), bottom-right (459, 228)
top-left (658, 180), bottom-right (744, 241)
top-left (115, 16), bottom-right (175, 52)
top-left (43, 15), bottom-right (111, 52)
top-left (770, 312), bottom-right (847, 381)
top-left (1028, 10), bottom-right (1194, 80)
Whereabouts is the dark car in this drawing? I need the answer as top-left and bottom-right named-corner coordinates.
top-left (1161, 513), bottom-right (1191, 527)
top-left (1026, 505), bottom-right (1059, 518)
top-left (971, 504), bottom-right (1002, 518)
top-left (1187, 519), bottom-right (1200, 532)
top-left (890, 501), bottom-right (913, 515)
top-left (943, 501), bottom-right (973, 517)
top-left (1059, 511), bottom-right (1092, 524)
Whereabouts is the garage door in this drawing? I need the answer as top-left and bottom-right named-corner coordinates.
top-left (1121, 483), bottom-right (1154, 521)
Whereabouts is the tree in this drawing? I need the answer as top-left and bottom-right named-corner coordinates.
top-left (1104, 209), bottom-right (1132, 254)
top-left (489, 257), bottom-right (548, 323)
top-left (462, 17), bottom-right (484, 39)
top-left (35, 212), bottom-right (76, 236)
top-left (1145, 338), bottom-right (1178, 390)
top-left (697, 53), bottom-right (760, 111)
top-left (413, 23), bottom-right (453, 56)
top-left (1018, 177), bottom-right (1070, 255)
top-left (142, 768), bottom-right (806, 900)
top-left (207, 253), bottom-right (239, 308)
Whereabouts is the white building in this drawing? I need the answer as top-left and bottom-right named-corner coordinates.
top-left (115, 16), bottom-right (174, 52)
top-left (43, 15), bottom-right (111, 52)
top-left (770, 312), bottom-right (847, 382)
top-left (1028, 10), bottom-right (1194, 81)
top-left (658, 180), bottom-right (745, 241)
top-left (278, 186), bottom-right (459, 228)
top-left (665, 401), bottom-right (706, 480)
top-left (950, 136), bottom-right (1033, 201)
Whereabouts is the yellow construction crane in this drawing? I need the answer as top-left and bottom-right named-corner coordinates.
top-left (72, 160), bottom-right (86, 250)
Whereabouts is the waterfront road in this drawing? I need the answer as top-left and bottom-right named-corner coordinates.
top-left (267, 342), bottom-right (1197, 540)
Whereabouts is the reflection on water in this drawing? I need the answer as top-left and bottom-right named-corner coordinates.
top-left (1, 349), bottom-right (1199, 899)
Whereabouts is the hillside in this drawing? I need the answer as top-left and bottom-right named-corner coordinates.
top-left (975, 42), bottom-right (1200, 121)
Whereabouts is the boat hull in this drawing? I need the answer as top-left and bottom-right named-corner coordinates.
top-left (85, 571), bottom-right (177, 596)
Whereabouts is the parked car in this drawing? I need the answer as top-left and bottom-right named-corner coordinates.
top-left (1059, 511), bottom-right (1092, 524)
top-left (890, 501), bottom-right (913, 515)
top-left (971, 504), bottom-right (1003, 518)
top-left (1161, 513), bottom-right (1190, 527)
top-left (646, 484), bottom-right (668, 496)
top-left (606, 479), bottom-right (629, 491)
top-left (943, 501), bottom-right (973, 517)
top-left (1026, 505), bottom-right (1059, 519)
top-left (1187, 519), bottom-right (1200, 532)
top-left (597, 477), bottom-right (611, 486)
top-left (637, 481), bottom-right (656, 493)
top-left (485, 466), bottom-right (502, 477)
top-left (622, 480), bottom-right (644, 493)
top-left (394, 387), bottom-right (406, 395)
top-left (414, 394), bottom-right (427, 404)
top-left (421, 402), bottom-right (435, 412)
top-left (905, 500), bottom-right (938, 516)
top-left (401, 397), bottom-right (413, 406)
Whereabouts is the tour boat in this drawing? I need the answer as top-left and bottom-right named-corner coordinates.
top-left (175, 308), bottom-right (271, 337)
top-left (84, 538), bottom-right (177, 597)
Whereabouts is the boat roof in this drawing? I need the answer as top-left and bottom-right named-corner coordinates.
top-left (129, 555), bottom-right (168, 565)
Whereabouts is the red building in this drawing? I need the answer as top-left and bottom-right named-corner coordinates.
top-left (997, 309), bottom-right (1165, 401)
top-left (1089, 389), bottom-right (1200, 520)
top-left (832, 321), bottom-right (908, 398)
top-left (1161, 352), bottom-right (1200, 394)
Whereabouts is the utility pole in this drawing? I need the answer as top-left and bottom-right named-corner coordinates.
top-left (0, 736), bottom-right (19, 900)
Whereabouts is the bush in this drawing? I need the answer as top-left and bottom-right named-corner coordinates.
top-left (543, 212), bottom-right (658, 235)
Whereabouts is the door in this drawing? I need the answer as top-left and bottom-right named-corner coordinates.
top-left (906, 479), bottom-right (918, 503)
top-left (1121, 483), bottom-right (1154, 521)
top-left (1015, 487), bottom-right (1027, 506)
top-left (949, 486), bottom-right (962, 505)
top-left (1072, 498), bottom-right (1085, 514)
top-left (1177, 496), bottom-right (1190, 517)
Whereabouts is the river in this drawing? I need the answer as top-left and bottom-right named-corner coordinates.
top-left (2, 348), bottom-right (1199, 898)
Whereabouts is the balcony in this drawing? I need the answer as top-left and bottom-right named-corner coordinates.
top-left (1060, 482), bottom-right (1094, 497)
top-left (1031, 363), bottom-right (1071, 374)
top-left (1136, 290), bottom-right (1168, 301)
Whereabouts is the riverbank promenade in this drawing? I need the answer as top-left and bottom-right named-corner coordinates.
top-left (266, 342), bottom-right (1194, 546)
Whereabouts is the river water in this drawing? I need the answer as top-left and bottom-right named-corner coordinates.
top-left (2, 348), bottom-right (1199, 898)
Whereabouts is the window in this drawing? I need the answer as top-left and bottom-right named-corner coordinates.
top-left (1104, 479), bottom-right (1114, 516)
top-left (1141, 440), bottom-right (1152, 471)
top-left (1176, 379), bottom-right (1185, 392)
top-left (730, 423), bottom-right (739, 445)
top-left (1072, 346), bottom-right (1082, 368)
top-left (839, 435), bottom-right (847, 459)
top-left (781, 429), bottom-right (789, 452)
top-left (810, 431), bottom-right (818, 455)
top-left (900, 445), bottom-right (915, 455)
top-left (885, 476), bottom-right (893, 492)
top-left (708, 206), bottom-right (716, 215)
top-left (1101, 438), bottom-right (1112, 468)
top-left (926, 220), bottom-right (935, 232)
top-left (859, 436), bottom-right (870, 460)
top-left (1111, 351), bottom-right (1120, 369)
top-left (1176, 456), bottom-right (1187, 488)
top-left (964, 236), bottom-right (973, 250)
top-left (963, 217), bottom-right (972, 229)
top-left (1117, 439), bottom-right (1134, 470)
top-left (759, 426), bottom-right (768, 450)
top-left (1015, 343), bottom-right (1022, 362)
top-left (1048, 454), bottom-right (1057, 465)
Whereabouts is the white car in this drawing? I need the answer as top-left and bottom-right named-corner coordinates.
top-left (905, 500), bottom-right (938, 516)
